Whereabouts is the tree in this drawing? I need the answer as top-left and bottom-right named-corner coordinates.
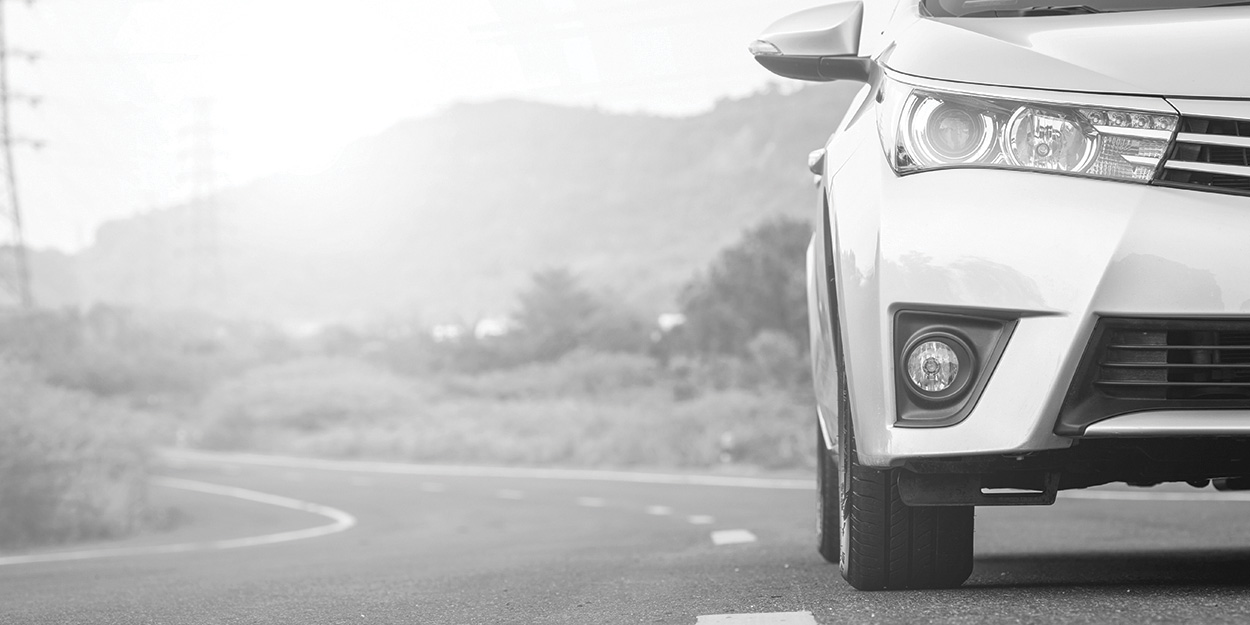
top-left (513, 268), bottom-right (599, 362)
top-left (679, 217), bottom-right (811, 356)
top-left (510, 268), bottom-right (649, 363)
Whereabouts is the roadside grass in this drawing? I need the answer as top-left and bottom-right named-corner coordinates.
top-left (0, 341), bottom-right (811, 550)
top-left (0, 364), bottom-right (156, 549)
top-left (195, 356), bottom-right (431, 449)
top-left (197, 351), bottom-right (813, 471)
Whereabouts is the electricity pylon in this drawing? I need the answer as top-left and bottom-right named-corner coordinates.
top-left (184, 97), bottom-right (222, 310)
top-left (0, 0), bottom-right (38, 309)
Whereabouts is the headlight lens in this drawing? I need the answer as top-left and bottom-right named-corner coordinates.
top-left (879, 77), bottom-right (1177, 182)
top-left (1004, 107), bottom-right (1094, 171)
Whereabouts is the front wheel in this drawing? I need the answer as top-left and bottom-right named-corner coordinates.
top-left (816, 417), bottom-right (840, 563)
top-left (837, 410), bottom-right (975, 590)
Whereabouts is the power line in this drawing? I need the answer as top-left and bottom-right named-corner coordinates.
top-left (183, 97), bottom-right (222, 311)
top-left (0, 0), bottom-right (38, 309)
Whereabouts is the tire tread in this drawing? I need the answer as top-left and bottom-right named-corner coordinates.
top-left (841, 428), bottom-right (975, 590)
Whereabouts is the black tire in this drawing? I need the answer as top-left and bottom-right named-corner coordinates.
top-left (816, 418), bottom-right (840, 563)
top-left (837, 399), bottom-right (975, 590)
top-left (818, 206), bottom-right (972, 590)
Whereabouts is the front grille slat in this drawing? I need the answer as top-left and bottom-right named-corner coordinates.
top-left (1107, 344), bottom-right (1250, 350)
top-left (1095, 324), bottom-right (1250, 400)
top-left (1096, 381), bottom-right (1250, 387)
top-left (1056, 319), bottom-right (1250, 435)
top-left (1157, 114), bottom-right (1250, 196)
top-left (1175, 132), bottom-right (1250, 149)
top-left (1164, 160), bottom-right (1250, 177)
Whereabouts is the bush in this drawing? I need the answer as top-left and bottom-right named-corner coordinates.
top-left (0, 364), bottom-right (151, 548)
top-left (679, 217), bottom-right (810, 356)
top-left (441, 349), bottom-right (660, 400)
top-left (199, 359), bottom-right (811, 470)
top-left (746, 329), bottom-right (810, 389)
top-left (194, 352), bottom-right (812, 471)
top-left (279, 388), bottom-right (812, 469)
top-left (0, 306), bottom-right (290, 402)
top-left (197, 357), bottom-right (430, 448)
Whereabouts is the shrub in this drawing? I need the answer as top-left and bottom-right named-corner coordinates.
top-left (221, 383), bottom-right (811, 470)
top-left (679, 217), bottom-right (810, 356)
top-left (746, 329), bottom-right (810, 389)
top-left (440, 349), bottom-right (660, 400)
top-left (197, 357), bottom-right (430, 448)
top-left (0, 364), bottom-right (151, 548)
top-left (0, 306), bottom-right (290, 402)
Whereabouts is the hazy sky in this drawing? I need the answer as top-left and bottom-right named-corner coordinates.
top-left (5, 0), bottom-right (823, 251)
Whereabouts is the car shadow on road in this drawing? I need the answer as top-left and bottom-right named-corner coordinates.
top-left (966, 548), bottom-right (1250, 589)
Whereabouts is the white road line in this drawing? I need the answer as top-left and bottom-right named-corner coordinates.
top-left (496, 489), bottom-right (525, 500)
top-left (696, 611), bottom-right (817, 624)
top-left (350, 477), bottom-right (374, 487)
top-left (576, 497), bottom-right (606, 508)
top-left (1062, 489), bottom-right (1250, 502)
top-left (645, 505), bottom-right (673, 516)
top-left (687, 515), bottom-right (715, 525)
top-left (710, 529), bottom-right (758, 546)
top-left (419, 482), bottom-right (447, 493)
top-left (282, 471), bottom-right (305, 482)
top-left (0, 477), bottom-right (356, 567)
top-left (162, 449), bottom-right (813, 490)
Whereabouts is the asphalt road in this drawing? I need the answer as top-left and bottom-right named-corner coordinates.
top-left (4, 451), bottom-right (1250, 624)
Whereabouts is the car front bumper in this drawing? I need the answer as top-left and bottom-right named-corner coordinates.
top-left (828, 142), bottom-right (1250, 468)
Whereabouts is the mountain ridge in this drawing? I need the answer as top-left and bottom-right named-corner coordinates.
top-left (28, 83), bottom-right (862, 324)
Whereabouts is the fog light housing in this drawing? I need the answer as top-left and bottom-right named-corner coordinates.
top-left (893, 310), bottom-right (1017, 428)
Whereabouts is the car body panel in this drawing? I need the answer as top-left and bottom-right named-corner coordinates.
top-left (884, 4), bottom-right (1250, 98)
top-left (817, 86), bottom-right (1250, 467)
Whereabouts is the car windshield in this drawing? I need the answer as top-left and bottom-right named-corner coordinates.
top-left (924, 0), bottom-right (1249, 17)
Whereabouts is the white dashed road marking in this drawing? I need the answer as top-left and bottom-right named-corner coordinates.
top-left (282, 471), bottom-right (305, 482)
top-left (0, 477), bottom-right (356, 567)
top-left (350, 477), bottom-right (374, 487)
top-left (696, 611), bottom-right (817, 624)
top-left (576, 497), bottom-right (606, 508)
top-left (419, 482), bottom-right (447, 493)
top-left (497, 489), bottom-right (525, 500)
top-left (687, 515), bottom-right (715, 525)
top-left (645, 505), bottom-right (673, 516)
top-left (710, 529), bottom-right (757, 546)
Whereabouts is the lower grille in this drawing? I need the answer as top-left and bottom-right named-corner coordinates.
top-left (1097, 327), bottom-right (1250, 400)
top-left (1057, 318), bottom-right (1250, 435)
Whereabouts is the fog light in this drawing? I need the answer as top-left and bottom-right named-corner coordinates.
top-left (906, 340), bottom-right (960, 393)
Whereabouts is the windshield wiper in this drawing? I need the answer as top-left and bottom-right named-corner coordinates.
top-left (958, 4), bottom-right (1104, 16)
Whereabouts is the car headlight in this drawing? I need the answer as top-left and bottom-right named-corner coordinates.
top-left (877, 76), bottom-right (1178, 182)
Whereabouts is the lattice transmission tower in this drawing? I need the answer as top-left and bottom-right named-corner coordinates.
top-left (0, 0), bottom-right (38, 309)
top-left (182, 97), bottom-right (222, 310)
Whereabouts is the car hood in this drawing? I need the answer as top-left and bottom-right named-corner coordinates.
top-left (884, 6), bottom-right (1250, 99)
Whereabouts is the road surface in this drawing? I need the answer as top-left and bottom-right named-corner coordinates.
top-left (3, 450), bottom-right (1250, 624)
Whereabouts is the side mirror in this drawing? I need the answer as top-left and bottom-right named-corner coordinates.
top-left (749, 2), bottom-right (871, 83)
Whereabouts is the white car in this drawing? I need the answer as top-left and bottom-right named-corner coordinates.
top-left (752, 0), bottom-right (1250, 590)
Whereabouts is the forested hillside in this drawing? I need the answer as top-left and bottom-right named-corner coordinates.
top-left (34, 83), bottom-right (861, 324)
